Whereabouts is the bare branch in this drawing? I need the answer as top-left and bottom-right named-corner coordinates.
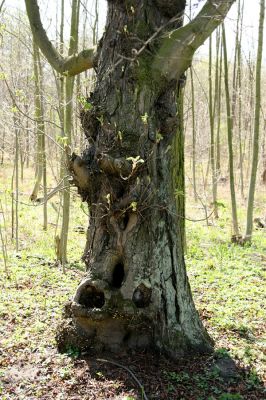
top-left (24, 0), bottom-right (96, 76)
top-left (33, 178), bottom-right (66, 204)
top-left (0, 0), bottom-right (5, 13)
top-left (153, 0), bottom-right (235, 80)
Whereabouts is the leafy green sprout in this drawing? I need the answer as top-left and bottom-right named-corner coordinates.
top-left (164, 370), bottom-right (190, 383)
top-left (117, 130), bottom-right (123, 141)
top-left (218, 394), bottom-right (243, 400)
top-left (105, 193), bottom-right (111, 208)
top-left (57, 136), bottom-right (69, 146)
top-left (126, 155), bottom-right (144, 172)
top-left (97, 115), bottom-right (104, 126)
top-left (141, 113), bottom-right (148, 125)
top-left (156, 132), bottom-right (163, 143)
top-left (15, 89), bottom-right (25, 100)
top-left (215, 348), bottom-right (231, 359)
top-left (10, 106), bottom-right (18, 113)
top-left (77, 95), bottom-right (93, 110)
top-left (66, 345), bottom-right (80, 359)
top-left (130, 201), bottom-right (137, 212)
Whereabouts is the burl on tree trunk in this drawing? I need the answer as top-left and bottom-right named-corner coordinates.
top-left (56, 0), bottom-right (234, 358)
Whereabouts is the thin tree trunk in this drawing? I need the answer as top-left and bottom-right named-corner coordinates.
top-left (245, 0), bottom-right (265, 241)
top-left (30, 43), bottom-right (44, 201)
top-left (18, 114), bottom-right (25, 181)
top-left (1, 129), bottom-right (5, 164)
top-left (37, 48), bottom-right (47, 230)
top-left (246, 56), bottom-right (255, 182)
top-left (25, 103), bottom-right (30, 168)
top-left (237, 0), bottom-right (245, 198)
top-left (232, 0), bottom-right (244, 197)
top-left (92, 0), bottom-right (99, 46)
top-left (58, 0), bottom-right (79, 269)
top-left (190, 67), bottom-right (197, 201)
top-left (0, 200), bottom-right (9, 278)
top-left (222, 23), bottom-right (241, 241)
top-left (215, 27), bottom-right (223, 176)
top-left (13, 111), bottom-right (19, 252)
top-left (31, 42), bottom-right (47, 230)
top-left (209, 36), bottom-right (218, 218)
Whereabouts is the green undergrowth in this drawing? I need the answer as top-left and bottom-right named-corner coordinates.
top-left (0, 165), bottom-right (265, 398)
top-left (186, 204), bottom-right (266, 382)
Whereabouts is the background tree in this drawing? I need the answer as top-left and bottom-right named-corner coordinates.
top-left (245, 0), bottom-right (265, 241)
top-left (222, 23), bottom-right (241, 241)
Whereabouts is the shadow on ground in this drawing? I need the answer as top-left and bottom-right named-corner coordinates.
top-left (70, 349), bottom-right (265, 400)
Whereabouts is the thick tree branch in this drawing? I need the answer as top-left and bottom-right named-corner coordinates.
top-left (68, 153), bottom-right (91, 191)
top-left (153, 0), bottom-right (235, 80)
top-left (24, 0), bottom-right (95, 76)
top-left (97, 154), bottom-right (132, 177)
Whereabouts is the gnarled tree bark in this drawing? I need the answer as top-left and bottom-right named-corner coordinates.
top-left (25, 0), bottom-right (235, 358)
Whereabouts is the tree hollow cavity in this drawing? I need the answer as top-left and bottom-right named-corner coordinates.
top-left (78, 285), bottom-right (105, 308)
top-left (111, 262), bottom-right (125, 289)
top-left (121, 212), bottom-right (130, 230)
top-left (132, 284), bottom-right (152, 308)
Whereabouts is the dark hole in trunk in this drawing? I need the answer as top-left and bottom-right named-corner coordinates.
top-left (132, 284), bottom-right (152, 308)
top-left (123, 212), bottom-right (130, 229)
top-left (118, 212), bottom-right (130, 230)
top-left (78, 285), bottom-right (105, 308)
top-left (123, 331), bottom-right (131, 343)
top-left (111, 262), bottom-right (125, 289)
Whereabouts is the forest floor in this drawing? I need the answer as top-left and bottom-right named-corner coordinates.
top-left (0, 167), bottom-right (265, 399)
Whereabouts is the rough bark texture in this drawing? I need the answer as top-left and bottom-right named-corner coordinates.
top-left (57, 0), bottom-right (213, 358)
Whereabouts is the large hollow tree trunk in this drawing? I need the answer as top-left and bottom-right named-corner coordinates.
top-left (56, 0), bottom-right (213, 358)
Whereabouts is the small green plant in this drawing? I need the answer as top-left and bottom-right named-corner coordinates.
top-left (97, 115), bottom-right (104, 125)
top-left (57, 135), bottom-right (69, 146)
top-left (141, 112), bottom-right (148, 124)
top-left (77, 95), bottom-right (93, 110)
top-left (218, 394), bottom-right (243, 400)
top-left (66, 345), bottom-right (80, 359)
top-left (246, 369), bottom-right (261, 389)
top-left (215, 348), bottom-right (230, 359)
top-left (10, 105), bottom-right (18, 113)
top-left (164, 370), bottom-right (190, 383)
top-left (59, 367), bottom-right (71, 380)
top-left (156, 131), bottom-right (163, 143)
top-left (130, 201), bottom-right (138, 212)
top-left (213, 200), bottom-right (226, 209)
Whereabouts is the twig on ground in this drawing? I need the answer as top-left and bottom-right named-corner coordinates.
top-left (96, 358), bottom-right (149, 400)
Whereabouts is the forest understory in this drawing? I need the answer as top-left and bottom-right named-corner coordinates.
top-left (0, 166), bottom-right (265, 400)
top-left (1, 0), bottom-right (266, 398)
